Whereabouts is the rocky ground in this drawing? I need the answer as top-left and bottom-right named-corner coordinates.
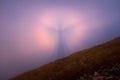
top-left (77, 63), bottom-right (120, 80)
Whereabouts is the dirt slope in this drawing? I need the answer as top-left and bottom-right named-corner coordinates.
top-left (10, 37), bottom-right (120, 80)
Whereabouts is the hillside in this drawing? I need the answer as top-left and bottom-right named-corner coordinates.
top-left (10, 37), bottom-right (120, 80)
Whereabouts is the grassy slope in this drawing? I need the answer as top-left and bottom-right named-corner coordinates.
top-left (10, 37), bottom-right (120, 80)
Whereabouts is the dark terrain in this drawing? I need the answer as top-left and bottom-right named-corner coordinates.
top-left (10, 37), bottom-right (120, 80)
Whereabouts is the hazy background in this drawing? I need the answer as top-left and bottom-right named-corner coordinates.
top-left (0, 0), bottom-right (120, 80)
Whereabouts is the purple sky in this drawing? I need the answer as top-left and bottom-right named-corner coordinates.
top-left (0, 0), bottom-right (120, 80)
